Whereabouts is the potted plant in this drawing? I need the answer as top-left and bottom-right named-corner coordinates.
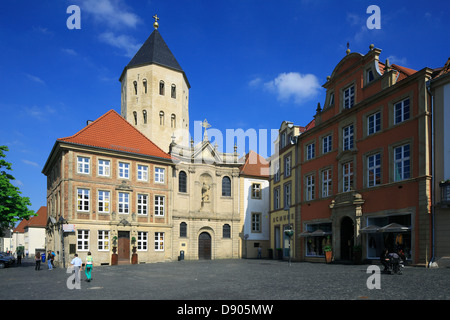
top-left (131, 236), bottom-right (138, 264)
top-left (323, 245), bottom-right (333, 263)
top-left (111, 236), bottom-right (118, 265)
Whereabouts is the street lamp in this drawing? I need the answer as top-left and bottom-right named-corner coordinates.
top-left (284, 205), bottom-right (294, 266)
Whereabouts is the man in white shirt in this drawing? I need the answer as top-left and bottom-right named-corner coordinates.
top-left (70, 254), bottom-right (83, 285)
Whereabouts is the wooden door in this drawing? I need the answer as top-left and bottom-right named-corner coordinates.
top-left (198, 232), bottom-right (211, 260)
top-left (118, 231), bottom-right (130, 261)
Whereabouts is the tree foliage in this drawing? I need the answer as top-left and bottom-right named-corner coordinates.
top-left (0, 146), bottom-right (35, 236)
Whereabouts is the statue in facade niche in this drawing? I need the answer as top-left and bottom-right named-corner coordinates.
top-left (201, 182), bottom-right (211, 205)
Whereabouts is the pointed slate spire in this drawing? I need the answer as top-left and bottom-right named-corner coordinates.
top-left (119, 17), bottom-right (189, 87)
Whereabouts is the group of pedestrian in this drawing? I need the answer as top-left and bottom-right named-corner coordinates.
top-left (34, 250), bottom-right (55, 270)
top-left (70, 252), bottom-right (94, 285)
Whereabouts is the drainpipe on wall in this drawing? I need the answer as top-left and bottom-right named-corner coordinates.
top-left (426, 80), bottom-right (436, 267)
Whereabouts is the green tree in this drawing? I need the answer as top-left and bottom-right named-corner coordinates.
top-left (0, 145), bottom-right (35, 236)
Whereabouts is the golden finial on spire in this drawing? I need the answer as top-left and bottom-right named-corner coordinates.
top-left (153, 14), bottom-right (159, 29)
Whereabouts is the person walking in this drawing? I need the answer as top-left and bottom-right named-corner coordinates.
top-left (35, 252), bottom-right (41, 271)
top-left (70, 254), bottom-right (83, 285)
top-left (47, 251), bottom-right (53, 270)
top-left (84, 252), bottom-right (93, 282)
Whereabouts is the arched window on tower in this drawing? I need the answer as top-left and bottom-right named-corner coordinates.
top-left (180, 222), bottom-right (187, 237)
top-left (159, 111), bottom-right (164, 125)
top-left (171, 114), bottom-right (176, 128)
top-left (222, 176), bottom-right (231, 197)
top-left (143, 110), bottom-right (147, 124)
top-left (179, 171), bottom-right (187, 193)
top-left (133, 81), bottom-right (137, 95)
top-left (159, 81), bottom-right (165, 95)
top-left (143, 79), bottom-right (147, 94)
top-left (223, 224), bottom-right (231, 238)
top-left (133, 111), bottom-right (137, 125)
top-left (171, 84), bottom-right (176, 99)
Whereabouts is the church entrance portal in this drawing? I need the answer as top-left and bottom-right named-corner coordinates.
top-left (198, 232), bottom-right (211, 260)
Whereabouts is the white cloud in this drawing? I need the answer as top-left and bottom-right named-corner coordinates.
top-left (264, 72), bottom-right (321, 104)
top-left (248, 77), bottom-right (262, 88)
top-left (98, 32), bottom-right (141, 58)
top-left (61, 48), bottom-right (78, 56)
top-left (26, 74), bottom-right (45, 85)
top-left (79, 0), bottom-right (141, 29)
top-left (387, 55), bottom-right (408, 66)
top-left (22, 159), bottom-right (39, 167)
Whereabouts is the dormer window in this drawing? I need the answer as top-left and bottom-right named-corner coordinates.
top-left (344, 85), bottom-right (355, 109)
top-left (367, 69), bottom-right (375, 83)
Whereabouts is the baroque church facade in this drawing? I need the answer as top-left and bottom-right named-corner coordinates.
top-left (43, 18), bottom-right (250, 265)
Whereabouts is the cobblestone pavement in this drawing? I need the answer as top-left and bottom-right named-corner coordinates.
top-left (1, 258), bottom-right (450, 301)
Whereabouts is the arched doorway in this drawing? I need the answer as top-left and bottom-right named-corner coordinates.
top-left (198, 232), bottom-right (211, 260)
top-left (340, 216), bottom-right (354, 261)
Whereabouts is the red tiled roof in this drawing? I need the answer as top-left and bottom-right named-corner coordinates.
top-left (378, 61), bottom-right (417, 82)
top-left (239, 150), bottom-right (269, 178)
top-left (433, 57), bottom-right (450, 79)
top-left (13, 206), bottom-right (47, 232)
top-left (57, 110), bottom-right (172, 160)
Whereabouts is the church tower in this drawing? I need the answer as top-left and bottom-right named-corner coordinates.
top-left (119, 15), bottom-right (190, 152)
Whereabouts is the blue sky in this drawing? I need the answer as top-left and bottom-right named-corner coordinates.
top-left (0, 0), bottom-right (449, 215)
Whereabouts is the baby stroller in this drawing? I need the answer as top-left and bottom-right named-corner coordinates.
top-left (386, 252), bottom-right (404, 275)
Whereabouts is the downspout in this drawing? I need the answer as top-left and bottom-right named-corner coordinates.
top-left (426, 79), bottom-right (435, 266)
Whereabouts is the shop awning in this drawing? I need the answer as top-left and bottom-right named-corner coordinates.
top-left (378, 223), bottom-right (410, 233)
top-left (300, 229), bottom-right (332, 237)
top-left (360, 225), bottom-right (380, 233)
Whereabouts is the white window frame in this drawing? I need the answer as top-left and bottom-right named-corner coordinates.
top-left (98, 159), bottom-right (110, 177)
top-left (155, 167), bottom-right (165, 183)
top-left (284, 183), bottom-right (291, 208)
top-left (368, 112), bottom-right (381, 135)
top-left (137, 194), bottom-right (148, 215)
top-left (367, 153), bottom-right (381, 187)
top-left (155, 232), bottom-right (164, 251)
top-left (394, 98), bottom-right (410, 125)
top-left (118, 192), bottom-right (130, 214)
top-left (98, 230), bottom-right (110, 251)
top-left (98, 190), bottom-right (110, 213)
top-left (306, 174), bottom-right (315, 201)
top-left (322, 135), bottom-right (332, 154)
top-left (137, 231), bottom-right (148, 251)
top-left (251, 213), bottom-right (262, 233)
top-left (321, 169), bottom-right (332, 198)
top-left (77, 229), bottom-right (89, 251)
top-left (394, 144), bottom-right (411, 181)
top-left (251, 183), bottom-right (261, 199)
top-left (343, 124), bottom-right (354, 151)
top-left (344, 85), bottom-right (355, 109)
top-left (343, 162), bottom-right (354, 192)
top-left (77, 156), bottom-right (90, 174)
top-left (307, 143), bottom-right (315, 160)
top-left (154, 195), bottom-right (165, 216)
top-left (77, 188), bottom-right (90, 212)
top-left (118, 162), bottom-right (130, 179)
top-left (284, 155), bottom-right (291, 177)
top-left (137, 164), bottom-right (148, 181)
